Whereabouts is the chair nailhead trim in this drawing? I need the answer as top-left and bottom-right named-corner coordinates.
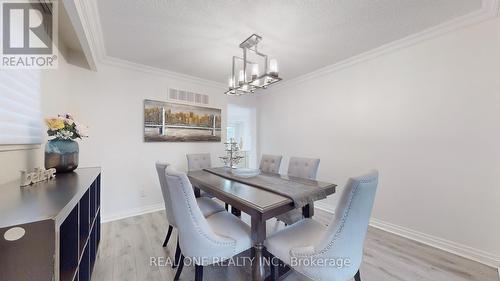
top-left (292, 176), bottom-right (377, 258)
top-left (173, 176), bottom-right (237, 250)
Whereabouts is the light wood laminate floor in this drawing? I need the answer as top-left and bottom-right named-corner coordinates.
top-left (92, 209), bottom-right (499, 281)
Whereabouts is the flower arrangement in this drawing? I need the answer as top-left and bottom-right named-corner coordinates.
top-left (45, 113), bottom-right (88, 140)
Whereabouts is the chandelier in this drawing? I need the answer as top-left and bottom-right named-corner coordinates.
top-left (225, 34), bottom-right (281, 95)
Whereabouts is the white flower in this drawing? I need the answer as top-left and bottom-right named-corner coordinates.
top-left (56, 130), bottom-right (74, 140)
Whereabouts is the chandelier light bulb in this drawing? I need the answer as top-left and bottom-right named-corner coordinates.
top-left (228, 77), bottom-right (234, 88)
top-left (238, 70), bottom-right (245, 86)
top-left (251, 64), bottom-right (259, 80)
top-left (269, 58), bottom-right (279, 77)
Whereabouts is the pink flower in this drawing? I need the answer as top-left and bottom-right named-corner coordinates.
top-left (57, 113), bottom-right (74, 125)
top-left (58, 113), bottom-right (74, 120)
top-left (75, 121), bottom-right (89, 138)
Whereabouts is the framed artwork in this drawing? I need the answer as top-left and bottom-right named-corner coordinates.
top-left (144, 99), bottom-right (221, 142)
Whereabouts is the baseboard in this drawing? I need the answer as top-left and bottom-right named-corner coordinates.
top-left (315, 201), bottom-right (336, 214)
top-left (101, 203), bottom-right (165, 223)
top-left (314, 202), bottom-right (500, 269)
top-left (370, 218), bottom-right (500, 268)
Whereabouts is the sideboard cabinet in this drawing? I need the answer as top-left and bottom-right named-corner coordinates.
top-left (0, 167), bottom-right (102, 281)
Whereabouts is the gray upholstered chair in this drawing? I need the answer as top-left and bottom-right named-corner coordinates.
top-left (259, 154), bottom-right (283, 174)
top-left (265, 170), bottom-right (379, 281)
top-left (287, 157), bottom-right (320, 180)
top-left (276, 157), bottom-right (321, 225)
top-left (187, 153), bottom-right (212, 171)
top-left (155, 162), bottom-right (225, 268)
top-left (163, 165), bottom-right (252, 281)
top-left (186, 153), bottom-right (229, 210)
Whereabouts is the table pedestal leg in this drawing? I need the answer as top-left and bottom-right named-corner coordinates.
top-left (251, 215), bottom-right (267, 281)
top-left (253, 244), bottom-right (266, 281)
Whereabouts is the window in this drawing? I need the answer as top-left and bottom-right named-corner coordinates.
top-left (226, 126), bottom-right (235, 142)
top-left (227, 103), bottom-right (257, 168)
top-left (0, 69), bottom-right (42, 149)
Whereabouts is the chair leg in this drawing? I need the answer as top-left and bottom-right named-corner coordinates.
top-left (195, 264), bottom-right (203, 281)
top-left (163, 225), bottom-right (173, 247)
top-left (173, 238), bottom-right (181, 268)
top-left (173, 255), bottom-right (185, 281)
top-left (354, 270), bottom-right (361, 281)
top-left (194, 187), bottom-right (201, 198)
top-left (231, 207), bottom-right (241, 217)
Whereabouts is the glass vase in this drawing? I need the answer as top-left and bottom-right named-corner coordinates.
top-left (44, 139), bottom-right (79, 173)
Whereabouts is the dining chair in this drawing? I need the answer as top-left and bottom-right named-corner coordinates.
top-left (186, 153), bottom-right (229, 211)
top-left (287, 157), bottom-right (320, 180)
top-left (186, 153), bottom-right (212, 171)
top-left (265, 170), bottom-right (379, 281)
top-left (155, 162), bottom-right (225, 267)
top-left (259, 154), bottom-right (283, 174)
top-left (276, 157), bottom-right (320, 225)
top-left (163, 165), bottom-right (252, 281)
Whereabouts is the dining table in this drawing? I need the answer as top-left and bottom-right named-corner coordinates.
top-left (187, 167), bottom-right (337, 281)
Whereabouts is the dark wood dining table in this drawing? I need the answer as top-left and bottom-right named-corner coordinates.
top-left (187, 169), bottom-right (336, 281)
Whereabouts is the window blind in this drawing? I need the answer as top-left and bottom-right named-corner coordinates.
top-left (0, 69), bottom-right (42, 145)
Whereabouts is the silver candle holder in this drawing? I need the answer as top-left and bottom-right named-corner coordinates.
top-left (219, 138), bottom-right (245, 169)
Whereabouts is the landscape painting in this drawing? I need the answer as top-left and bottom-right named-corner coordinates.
top-left (144, 100), bottom-right (222, 142)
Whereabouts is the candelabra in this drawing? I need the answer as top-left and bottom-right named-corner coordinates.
top-left (219, 138), bottom-right (245, 168)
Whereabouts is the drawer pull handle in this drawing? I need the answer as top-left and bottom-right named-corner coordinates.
top-left (4, 227), bottom-right (25, 241)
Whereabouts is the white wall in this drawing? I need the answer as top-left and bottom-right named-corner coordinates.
top-left (0, 46), bottom-right (258, 223)
top-left (258, 18), bottom-right (500, 265)
top-left (65, 63), bottom-right (258, 221)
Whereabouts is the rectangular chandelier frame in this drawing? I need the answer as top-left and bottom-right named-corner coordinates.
top-left (225, 34), bottom-right (281, 96)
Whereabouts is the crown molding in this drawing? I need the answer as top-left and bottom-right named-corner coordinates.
top-left (62, 0), bottom-right (98, 71)
top-left (264, 0), bottom-right (500, 94)
top-left (73, 0), bottom-right (106, 63)
top-left (73, 0), bottom-right (226, 90)
top-left (75, 0), bottom-right (498, 93)
top-left (99, 55), bottom-right (227, 89)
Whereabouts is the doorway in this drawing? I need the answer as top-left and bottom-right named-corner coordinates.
top-left (227, 104), bottom-right (257, 168)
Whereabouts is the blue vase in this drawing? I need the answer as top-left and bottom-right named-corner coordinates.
top-left (44, 139), bottom-right (79, 173)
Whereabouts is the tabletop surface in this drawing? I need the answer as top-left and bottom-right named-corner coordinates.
top-left (0, 167), bottom-right (101, 228)
top-left (187, 169), bottom-right (336, 215)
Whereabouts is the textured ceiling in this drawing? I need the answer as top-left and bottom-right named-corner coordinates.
top-left (97, 0), bottom-right (483, 83)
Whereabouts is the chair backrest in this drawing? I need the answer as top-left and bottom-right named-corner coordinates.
top-left (186, 153), bottom-right (211, 171)
top-left (291, 170), bottom-right (379, 281)
top-left (259, 154), bottom-right (283, 173)
top-left (155, 162), bottom-right (177, 227)
top-left (164, 165), bottom-right (238, 264)
top-left (287, 157), bottom-right (320, 180)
